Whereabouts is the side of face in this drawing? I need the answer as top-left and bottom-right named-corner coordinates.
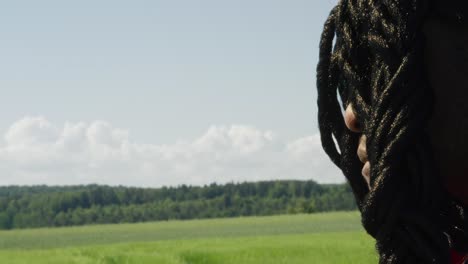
top-left (423, 18), bottom-right (468, 203)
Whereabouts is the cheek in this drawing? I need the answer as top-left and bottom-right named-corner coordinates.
top-left (425, 20), bottom-right (468, 198)
top-left (423, 20), bottom-right (468, 203)
top-left (424, 20), bottom-right (468, 155)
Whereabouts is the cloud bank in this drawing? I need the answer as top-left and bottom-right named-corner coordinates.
top-left (0, 117), bottom-right (344, 187)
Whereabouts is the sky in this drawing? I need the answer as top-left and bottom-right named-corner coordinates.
top-left (0, 0), bottom-right (343, 187)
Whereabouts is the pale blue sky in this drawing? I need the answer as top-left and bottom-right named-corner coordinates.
top-left (0, 1), bottom-right (344, 186)
top-left (0, 0), bottom-right (336, 143)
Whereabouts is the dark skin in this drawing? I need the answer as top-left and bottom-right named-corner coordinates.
top-left (344, 18), bottom-right (468, 205)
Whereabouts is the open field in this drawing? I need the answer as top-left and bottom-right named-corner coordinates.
top-left (0, 212), bottom-right (378, 263)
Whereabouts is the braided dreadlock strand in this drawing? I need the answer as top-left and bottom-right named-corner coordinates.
top-left (317, 3), bottom-right (370, 203)
top-left (317, 0), bottom-right (468, 263)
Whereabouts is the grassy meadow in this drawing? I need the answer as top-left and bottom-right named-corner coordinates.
top-left (0, 212), bottom-right (377, 264)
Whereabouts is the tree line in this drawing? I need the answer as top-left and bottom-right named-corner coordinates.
top-left (0, 180), bottom-right (357, 230)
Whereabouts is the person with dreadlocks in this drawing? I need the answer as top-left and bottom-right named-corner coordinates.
top-left (317, 0), bottom-right (468, 263)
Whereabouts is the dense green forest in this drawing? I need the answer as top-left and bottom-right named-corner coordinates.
top-left (0, 180), bottom-right (357, 230)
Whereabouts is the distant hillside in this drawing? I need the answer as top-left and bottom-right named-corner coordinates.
top-left (0, 180), bottom-right (357, 230)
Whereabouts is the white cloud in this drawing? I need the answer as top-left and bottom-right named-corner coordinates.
top-left (5, 117), bottom-right (59, 146)
top-left (0, 117), bottom-right (344, 187)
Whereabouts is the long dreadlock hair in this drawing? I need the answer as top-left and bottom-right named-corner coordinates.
top-left (317, 0), bottom-right (468, 263)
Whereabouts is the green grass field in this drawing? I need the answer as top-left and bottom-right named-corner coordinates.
top-left (0, 212), bottom-right (377, 263)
